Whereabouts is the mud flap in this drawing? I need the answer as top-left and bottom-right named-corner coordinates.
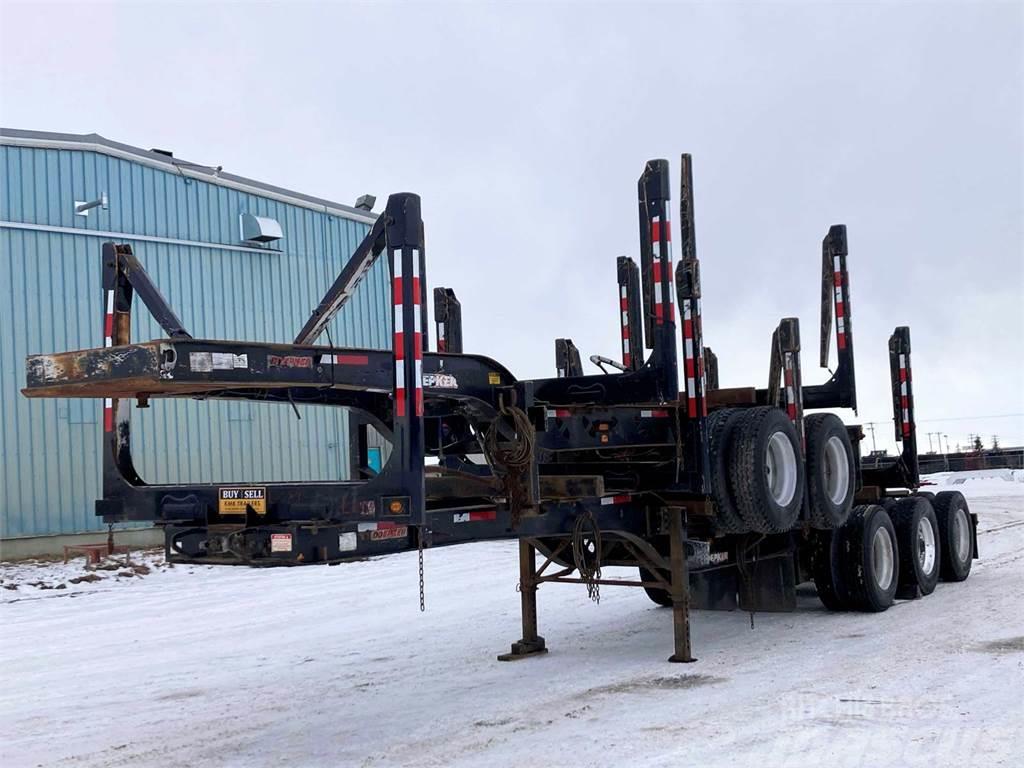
top-left (689, 569), bottom-right (739, 611)
top-left (737, 555), bottom-right (797, 612)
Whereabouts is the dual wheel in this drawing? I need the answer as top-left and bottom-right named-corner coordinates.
top-left (709, 407), bottom-right (855, 535)
top-left (813, 491), bottom-right (973, 612)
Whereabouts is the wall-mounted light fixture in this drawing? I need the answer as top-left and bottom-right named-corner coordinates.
top-left (355, 194), bottom-right (376, 212)
top-left (74, 193), bottom-right (108, 217)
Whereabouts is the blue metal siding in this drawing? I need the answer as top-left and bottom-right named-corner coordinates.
top-left (0, 143), bottom-right (389, 538)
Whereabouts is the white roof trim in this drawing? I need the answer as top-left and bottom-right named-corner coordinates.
top-left (0, 132), bottom-right (377, 226)
top-left (2, 220), bottom-right (285, 255)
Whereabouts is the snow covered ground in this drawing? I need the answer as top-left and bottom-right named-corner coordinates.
top-left (2, 476), bottom-right (1022, 767)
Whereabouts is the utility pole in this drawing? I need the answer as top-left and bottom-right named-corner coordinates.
top-left (926, 432), bottom-right (935, 454)
top-left (866, 422), bottom-right (877, 454)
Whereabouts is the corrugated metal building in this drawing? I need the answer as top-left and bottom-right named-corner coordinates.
top-left (0, 128), bottom-right (389, 547)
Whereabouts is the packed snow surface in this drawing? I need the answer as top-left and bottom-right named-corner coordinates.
top-left (2, 476), bottom-right (1022, 767)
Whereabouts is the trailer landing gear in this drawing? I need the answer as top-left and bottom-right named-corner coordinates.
top-left (499, 514), bottom-right (697, 663)
top-left (668, 509), bottom-right (697, 663)
top-left (497, 540), bottom-right (548, 661)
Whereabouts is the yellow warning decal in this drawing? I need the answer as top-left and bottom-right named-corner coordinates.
top-left (488, 372), bottom-right (501, 385)
top-left (218, 486), bottom-right (267, 515)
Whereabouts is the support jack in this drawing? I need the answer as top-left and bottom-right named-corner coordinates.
top-left (498, 540), bottom-right (548, 661)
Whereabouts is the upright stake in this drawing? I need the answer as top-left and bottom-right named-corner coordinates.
top-left (638, 159), bottom-right (678, 400)
top-left (668, 508), bottom-right (696, 663)
top-left (385, 194), bottom-right (426, 524)
top-left (497, 539), bottom-right (548, 660)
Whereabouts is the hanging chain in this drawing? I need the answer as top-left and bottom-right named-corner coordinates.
top-left (737, 534), bottom-right (761, 629)
top-left (418, 527), bottom-right (426, 612)
top-left (572, 510), bottom-right (602, 604)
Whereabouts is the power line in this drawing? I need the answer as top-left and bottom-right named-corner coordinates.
top-left (859, 412), bottom-right (1024, 425)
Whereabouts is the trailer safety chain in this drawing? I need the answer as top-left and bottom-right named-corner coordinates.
top-left (484, 400), bottom-right (535, 527)
top-left (418, 527), bottom-right (426, 612)
top-left (573, 510), bottom-right (603, 603)
top-left (736, 535), bottom-right (764, 629)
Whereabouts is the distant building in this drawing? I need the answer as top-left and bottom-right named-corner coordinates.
top-left (1, 129), bottom-right (388, 554)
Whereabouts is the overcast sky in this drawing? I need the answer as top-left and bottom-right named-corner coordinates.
top-left (1, 1), bottom-right (1021, 452)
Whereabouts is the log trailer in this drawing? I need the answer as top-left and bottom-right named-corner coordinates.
top-left (22, 155), bottom-right (979, 662)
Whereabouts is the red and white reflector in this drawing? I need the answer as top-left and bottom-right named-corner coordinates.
top-left (600, 494), bottom-right (631, 506)
top-left (357, 521), bottom-right (402, 532)
top-left (546, 408), bottom-right (572, 420)
top-left (453, 509), bottom-right (498, 523)
top-left (322, 353), bottom-right (369, 366)
top-left (640, 409), bottom-right (670, 418)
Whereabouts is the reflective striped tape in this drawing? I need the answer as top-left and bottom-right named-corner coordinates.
top-left (103, 287), bottom-right (118, 432)
top-left (357, 521), bottom-right (402, 532)
top-left (651, 214), bottom-right (674, 324)
top-left (620, 284), bottom-right (631, 367)
top-left (640, 409), bottom-right (670, 418)
top-left (682, 301), bottom-right (698, 417)
top-left (899, 353), bottom-right (911, 437)
top-left (600, 494), bottom-right (631, 505)
top-left (783, 356), bottom-right (797, 421)
top-left (393, 250), bottom-right (406, 417)
top-left (834, 255), bottom-right (846, 350)
top-left (453, 510), bottom-right (497, 523)
top-left (412, 250), bottom-right (423, 417)
top-left (546, 408), bottom-right (572, 420)
top-left (104, 290), bottom-right (114, 347)
top-left (321, 354), bottom-right (369, 366)
top-left (392, 249), bottom-right (424, 417)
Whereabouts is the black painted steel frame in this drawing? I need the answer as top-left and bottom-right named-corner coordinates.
top-left (22, 154), bottom-right (927, 663)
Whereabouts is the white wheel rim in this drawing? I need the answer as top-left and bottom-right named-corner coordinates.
top-left (872, 527), bottom-right (895, 591)
top-left (917, 515), bottom-right (936, 575)
top-left (823, 435), bottom-right (850, 505)
top-left (953, 507), bottom-right (971, 564)
top-left (765, 431), bottom-right (798, 507)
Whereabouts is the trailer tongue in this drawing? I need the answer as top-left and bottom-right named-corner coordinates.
top-left (22, 155), bottom-right (977, 662)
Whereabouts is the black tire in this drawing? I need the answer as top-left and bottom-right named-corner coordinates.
top-left (638, 566), bottom-right (672, 607)
top-left (840, 504), bottom-right (899, 612)
top-left (811, 528), bottom-right (850, 611)
top-left (729, 407), bottom-right (805, 533)
top-left (879, 497), bottom-right (900, 513)
top-left (915, 490), bottom-right (936, 503)
top-left (804, 413), bottom-right (856, 529)
top-left (890, 496), bottom-right (941, 598)
top-left (934, 491), bottom-right (973, 582)
top-left (707, 408), bottom-right (748, 534)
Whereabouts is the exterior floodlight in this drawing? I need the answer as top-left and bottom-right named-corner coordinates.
top-left (75, 193), bottom-right (108, 217)
top-left (355, 194), bottom-right (376, 212)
